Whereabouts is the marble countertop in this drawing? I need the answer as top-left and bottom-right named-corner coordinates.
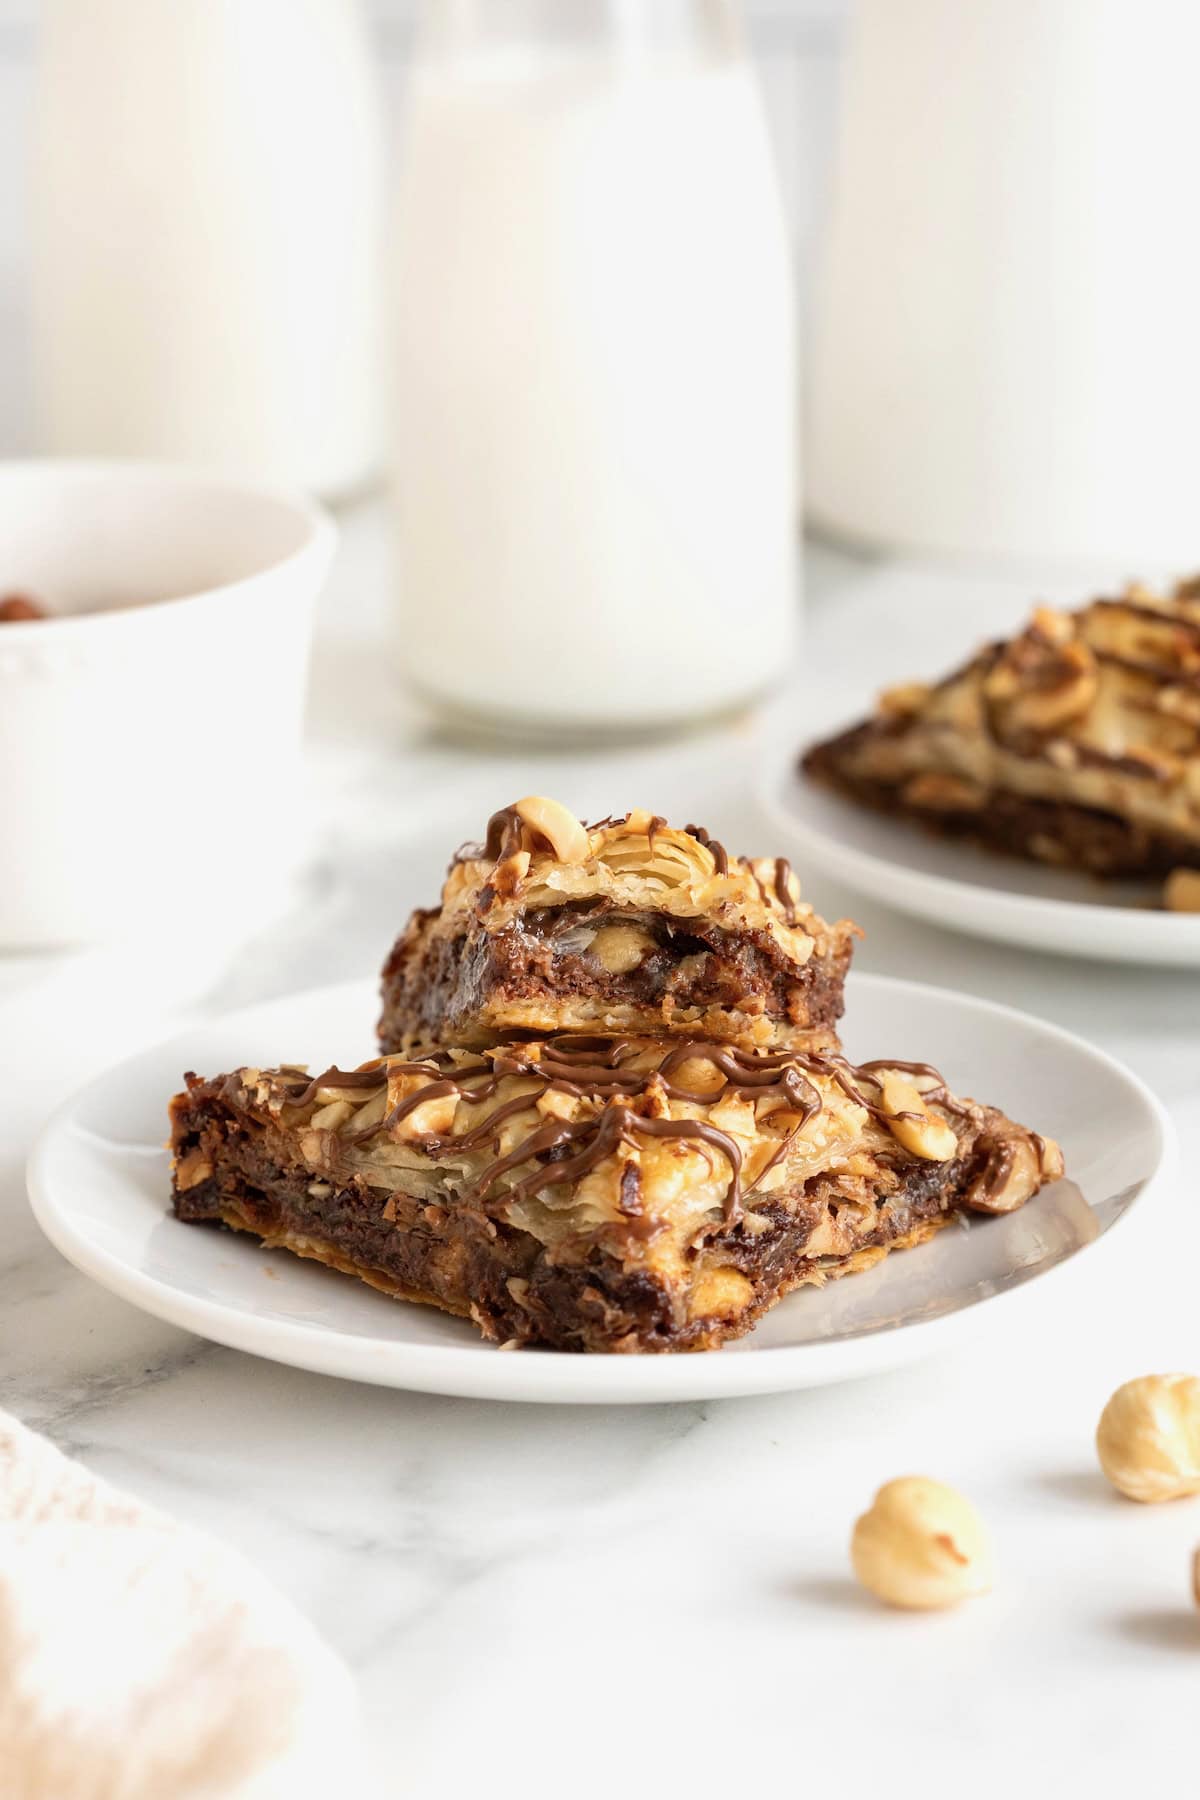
top-left (4, 502), bottom-right (1197, 1797)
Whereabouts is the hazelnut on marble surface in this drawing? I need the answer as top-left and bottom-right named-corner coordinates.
top-left (850, 1477), bottom-right (992, 1611)
top-left (1096, 1375), bottom-right (1200, 1503)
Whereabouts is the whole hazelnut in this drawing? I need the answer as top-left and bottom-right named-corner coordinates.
top-left (512, 795), bottom-right (590, 865)
top-left (850, 1476), bottom-right (992, 1611)
top-left (1096, 1374), bottom-right (1200, 1503)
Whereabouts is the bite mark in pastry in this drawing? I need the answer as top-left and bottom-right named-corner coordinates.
top-left (170, 1038), bottom-right (1062, 1355)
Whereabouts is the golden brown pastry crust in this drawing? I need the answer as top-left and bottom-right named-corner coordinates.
top-left (379, 803), bottom-right (858, 1052)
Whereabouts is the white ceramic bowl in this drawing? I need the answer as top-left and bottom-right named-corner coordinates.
top-left (0, 460), bottom-right (335, 946)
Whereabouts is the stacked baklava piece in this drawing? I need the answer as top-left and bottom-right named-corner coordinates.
top-left (170, 799), bottom-right (1061, 1353)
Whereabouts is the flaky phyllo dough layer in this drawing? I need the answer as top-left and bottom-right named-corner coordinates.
top-left (379, 800), bottom-right (858, 1053)
top-left (804, 578), bottom-right (1200, 879)
top-left (171, 1039), bottom-right (1062, 1351)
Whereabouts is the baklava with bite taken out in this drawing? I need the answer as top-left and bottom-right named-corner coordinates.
top-left (170, 1038), bottom-right (1061, 1354)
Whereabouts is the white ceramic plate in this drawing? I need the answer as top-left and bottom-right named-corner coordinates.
top-left (28, 976), bottom-right (1173, 1404)
top-left (765, 746), bottom-right (1200, 966)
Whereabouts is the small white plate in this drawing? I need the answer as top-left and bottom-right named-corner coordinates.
top-left (765, 747), bottom-right (1200, 966)
top-left (27, 976), bottom-right (1173, 1405)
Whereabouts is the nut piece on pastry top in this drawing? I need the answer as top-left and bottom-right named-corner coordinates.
top-left (802, 575), bottom-right (1200, 881)
top-left (378, 798), bottom-right (859, 1054)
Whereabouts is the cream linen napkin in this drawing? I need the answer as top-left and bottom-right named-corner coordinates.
top-left (0, 1412), bottom-right (372, 1800)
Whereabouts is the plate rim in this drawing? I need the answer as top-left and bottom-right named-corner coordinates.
top-left (26, 973), bottom-right (1178, 1404)
top-left (761, 741), bottom-right (1200, 963)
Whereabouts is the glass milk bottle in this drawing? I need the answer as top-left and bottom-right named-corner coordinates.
top-left (393, 0), bottom-right (796, 736)
top-left (32, 0), bottom-right (382, 498)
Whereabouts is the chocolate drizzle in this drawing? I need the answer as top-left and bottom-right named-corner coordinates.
top-left (482, 805), bottom-right (680, 867)
top-left (1093, 596), bottom-right (1200, 643)
top-left (469, 1103), bottom-right (746, 1218)
top-left (684, 822), bottom-right (729, 875)
top-left (257, 1037), bottom-right (967, 1229)
top-left (461, 807), bottom-right (816, 951)
top-left (483, 806), bottom-right (526, 862)
top-left (269, 1062), bottom-right (389, 1111)
top-left (971, 1132), bottom-right (1016, 1204)
top-left (772, 858), bottom-right (797, 925)
top-left (852, 592), bottom-right (1200, 803)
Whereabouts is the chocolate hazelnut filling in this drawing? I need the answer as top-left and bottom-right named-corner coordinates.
top-left (380, 904), bottom-right (850, 1051)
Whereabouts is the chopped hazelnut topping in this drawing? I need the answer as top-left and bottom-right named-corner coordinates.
top-left (1164, 868), bottom-right (1200, 913)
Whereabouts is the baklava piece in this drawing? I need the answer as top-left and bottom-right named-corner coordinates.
top-left (170, 1038), bottom-right (1062, 1354)
top-left (803, 577), bottom-right (1200, 883)
top-left (379, 799), bottom-right (857, 1054)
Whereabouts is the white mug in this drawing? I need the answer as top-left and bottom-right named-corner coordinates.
top-left (0, 463), bottom-right (334, 947)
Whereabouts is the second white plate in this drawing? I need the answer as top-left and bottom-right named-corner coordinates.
top-left (26, 975), bottom-right (1173, 1403)
top-left (765, 747), bottom-right (1200, 966)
